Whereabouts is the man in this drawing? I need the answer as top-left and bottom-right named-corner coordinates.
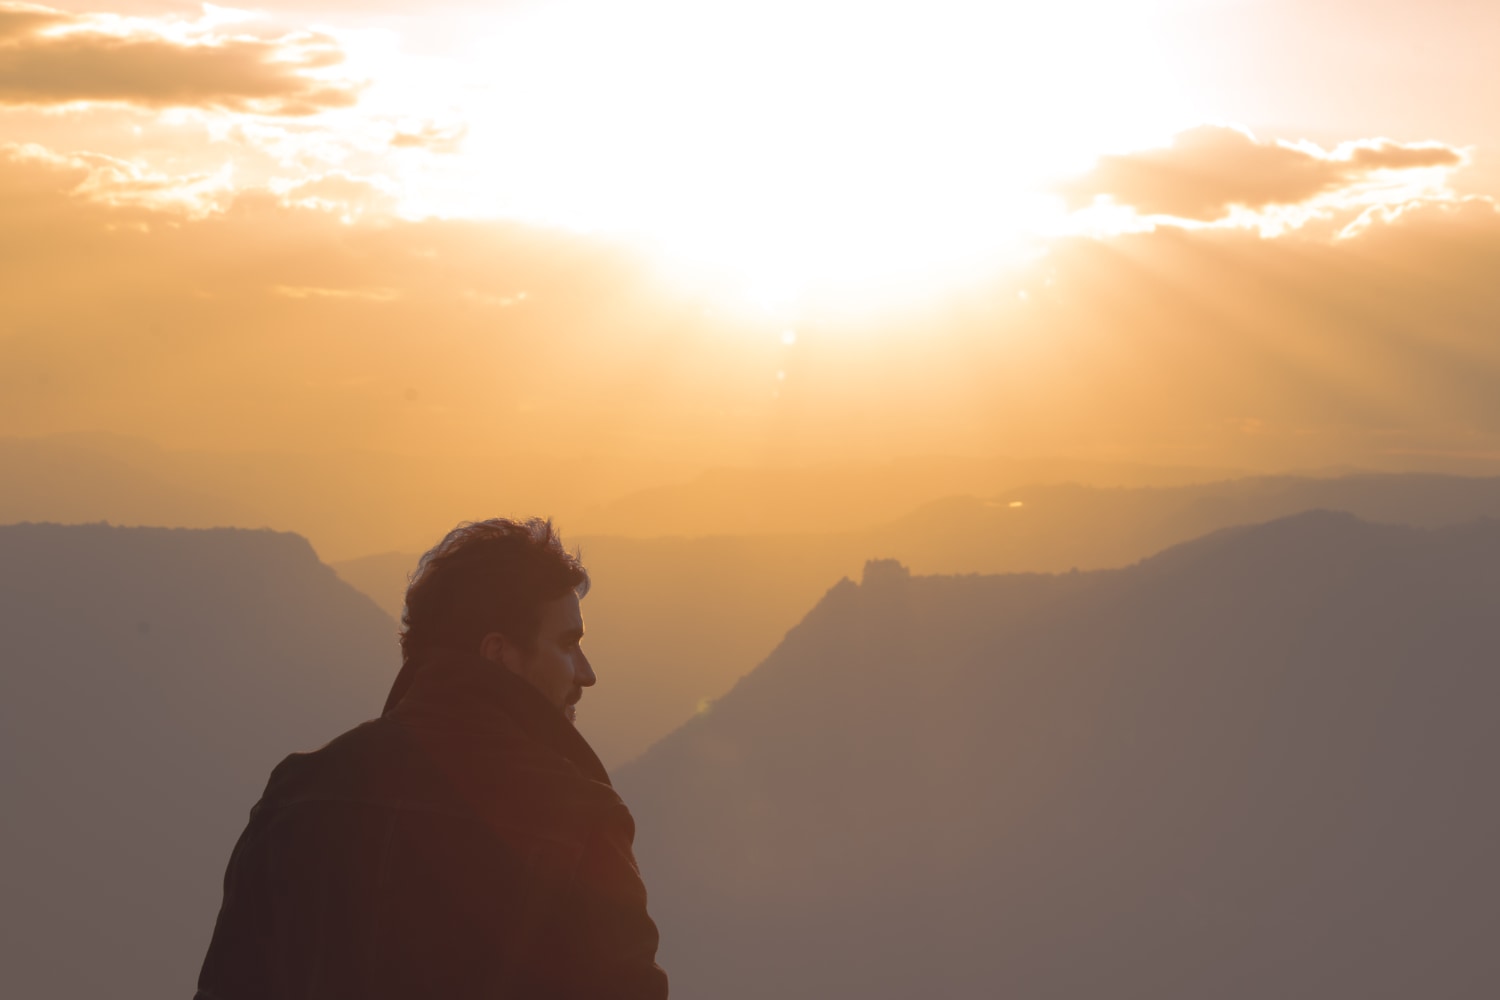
top-left (196, 518), bottom-right (668, 998)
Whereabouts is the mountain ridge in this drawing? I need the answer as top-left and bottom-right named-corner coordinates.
top-left (618, 510), bottom-right (1500, 999)
top-left (1, 522), bottom-right (400, 1000)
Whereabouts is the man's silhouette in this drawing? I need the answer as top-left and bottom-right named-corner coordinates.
top-left (197, 518), bottom-right (668, 998)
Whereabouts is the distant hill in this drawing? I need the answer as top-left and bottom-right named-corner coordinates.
top-left (0, 523), bottom-right (398, 1000)
top-left (867, 472), bottom-right (1500, 573)
top-left (569, 455), bottom-right (1235, 537)
top-left (619, 512), bottom-right (1500, 999)
top-left (0, 435), bottom-right (1230, 559)
top-left (0, 434), bottom-right (255, 530)
top-left (337, 473), bottom-right (1500, 767)
top-left (0, 433), bottom-right (684, 561)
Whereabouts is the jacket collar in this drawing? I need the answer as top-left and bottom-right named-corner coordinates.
top-left (382, 646), bottom-right (612, 787)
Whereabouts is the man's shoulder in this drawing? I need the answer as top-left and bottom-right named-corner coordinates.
top-left (257, 717), bottom-right (401, 805)
top-left (255, 714), bottom-right (623, 843)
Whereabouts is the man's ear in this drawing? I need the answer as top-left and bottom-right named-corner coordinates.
top-left (478, 632), bottom-right (523, 675)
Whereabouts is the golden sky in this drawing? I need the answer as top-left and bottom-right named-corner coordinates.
top-left (5, 0), bottom-right (1500, 510)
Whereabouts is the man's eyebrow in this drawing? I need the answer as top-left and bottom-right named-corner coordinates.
top-left (561, 626), bottom-right (585, 642)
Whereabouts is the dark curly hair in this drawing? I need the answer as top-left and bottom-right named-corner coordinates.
top-left (390, 518), bottom-right (588, 702)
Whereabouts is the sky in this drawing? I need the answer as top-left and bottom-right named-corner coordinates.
top-left (5, 0), bottom-right (1500, 533)
top-left (9, 10), bottom-right (1499, 993)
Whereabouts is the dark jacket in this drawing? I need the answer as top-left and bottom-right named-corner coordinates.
top-left (196, 648), bottom-right (668, 999)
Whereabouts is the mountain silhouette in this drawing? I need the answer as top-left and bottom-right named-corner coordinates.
top-left (618, 511), bottom-right (1500, 999)
top-left (0, 523), bottom-right (398, 1000)
top-left (338, 473), bottom-right (1500, 767)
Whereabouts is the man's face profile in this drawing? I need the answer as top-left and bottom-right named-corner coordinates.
top-left (481, 592), bottom-right (595, 723)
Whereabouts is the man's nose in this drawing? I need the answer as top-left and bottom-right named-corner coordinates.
top-left (577, 654), bottom-right (597, 688)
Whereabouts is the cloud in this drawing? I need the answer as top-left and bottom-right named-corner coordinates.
top-left (0, 3), bottom-right (359, 115)
top-left (0, 141), bottom-right (699, 459)
top-left (1060, 125), bottom-right (1464, 222)
top-left (389, 121), bottom-right (467, 154)
top-left (0, 4), bottom-right (61, 39)
top-left (8, 141), bottom-right (238, 214)
top-left (271, 284), bottom-right (400, 301)
top-left (3, 141), bottom-right (1500, 477)
top-left (270, 171), bottom-right (399, 218)
top-left (1345, 142), bottom-right (1462, 171)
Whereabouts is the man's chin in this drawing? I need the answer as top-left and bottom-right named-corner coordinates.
top-left (564, 704), bottom-right (578, 724)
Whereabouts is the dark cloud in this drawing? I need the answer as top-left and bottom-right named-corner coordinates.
top-left (0, 4), bottom-right (359, 115)
top-left (1060, 125), bottom-right (1464, 221)
top-left (0, 5), bottom-right (62, 39)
